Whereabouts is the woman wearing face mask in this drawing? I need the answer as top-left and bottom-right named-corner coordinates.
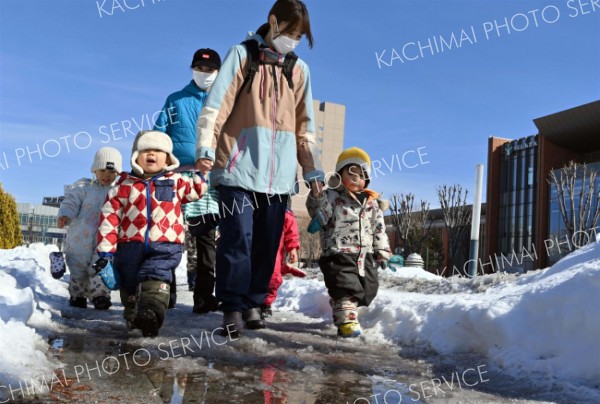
top-left (153, 48), bottom-right (222, 309)
top-left (195, 0), bottom-right (324, 335)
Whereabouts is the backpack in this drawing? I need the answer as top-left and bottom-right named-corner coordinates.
top-left (239, 39), bottom-right (298, 95)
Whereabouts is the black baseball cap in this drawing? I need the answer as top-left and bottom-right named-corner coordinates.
top-left (191, 48), bottom-right (221, 70)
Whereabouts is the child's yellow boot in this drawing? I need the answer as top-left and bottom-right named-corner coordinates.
top-left (337, 321), bottom-right (362, 338)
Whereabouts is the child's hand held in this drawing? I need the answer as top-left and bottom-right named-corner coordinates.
top-left (57, 216), bottom-right (69, 228)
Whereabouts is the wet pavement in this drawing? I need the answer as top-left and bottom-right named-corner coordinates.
top-left (6, 291), bottom-right (599, 403)
top-left (12, 328), bottom-right (593, 403)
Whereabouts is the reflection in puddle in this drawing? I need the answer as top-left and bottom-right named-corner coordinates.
top-left (169, 374), bottom-right (186, 404)
top-left (46, 334), bottom-right (424, 403)
top-left (367, 375), bottom-right (425, 404)
top-left (49, 337), bottom-right (64, 350)
top-left (149, 363), bottom-right (422, 403)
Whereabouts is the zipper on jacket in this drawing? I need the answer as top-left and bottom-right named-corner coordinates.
top-left (268, 64), bottom-right (281, 193)
top-left (357, 198), bottom-right (366, 266)
top-left (347, 192), bottom-right (367, 269)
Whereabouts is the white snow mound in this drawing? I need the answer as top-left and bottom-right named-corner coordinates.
top-left (278, 242), bottom-right (600, 384)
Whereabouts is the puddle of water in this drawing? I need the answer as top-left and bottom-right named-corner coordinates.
top-left (39, 333), bottom-right (588, 404)
top-left (49, 337), bottom-right (64, 350)
top-left (143, 362), bottom-right (428, 403)
top-left (42, 334), bottom-right (425, 403)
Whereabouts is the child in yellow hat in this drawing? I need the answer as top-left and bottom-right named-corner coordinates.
top-left (306, 147), bottom-right (392, 337)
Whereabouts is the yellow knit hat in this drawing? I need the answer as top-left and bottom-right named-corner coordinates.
top-left (336, 147), bottom-right (371, 175)
top-left (335, 147), bottom-right (371, 185)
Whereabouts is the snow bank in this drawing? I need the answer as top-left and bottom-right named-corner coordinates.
top-left (2, 239), bottom-right (599, 397)
top-left (0, 244), bottom-right (64, 395)
top-left (277, 243), bottom-right (600, 385)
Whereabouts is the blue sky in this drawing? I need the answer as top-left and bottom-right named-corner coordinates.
top-left (1, 0), bottom-right (599, 207)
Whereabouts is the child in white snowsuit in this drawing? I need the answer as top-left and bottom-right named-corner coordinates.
top-left (306, 147), bottom-right (392, 337)
top-left (95, 130), bottom-right (207, 337)
top-left (57, 147), bottom-right (122, 310)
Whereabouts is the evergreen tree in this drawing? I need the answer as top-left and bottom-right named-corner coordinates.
top-left (0, 182), bottom-right (22, 249)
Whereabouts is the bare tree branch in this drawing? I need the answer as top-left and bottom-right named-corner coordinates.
top-left (437, 184), bottom-right (472, 272)
top-left (548, 161), bottom-right (600, 251)
top-left (389, 193), bottom-right (434, 259)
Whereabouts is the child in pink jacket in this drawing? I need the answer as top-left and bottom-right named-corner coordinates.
top-left (260, 208), bottom-right (304, 318)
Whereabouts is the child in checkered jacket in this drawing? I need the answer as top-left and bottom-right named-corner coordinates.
top-left (94, 130), bottom-right (207, 337)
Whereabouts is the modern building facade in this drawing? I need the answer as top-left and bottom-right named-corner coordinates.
top-left (19, 191), bottom-right (73, 246)
top-left (291, 100), bottom-right (345, 219)
top-left (486, 100), bottom-right (600, 271)
top-left (42, 196), bottom-right (64, 208)
top-left (17, 203), bottom-right (66, 246)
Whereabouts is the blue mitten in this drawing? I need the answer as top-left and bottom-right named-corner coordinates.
top-left (307, 217), bottom-right (321, 234)
top-left (93, 258), bottom-right (121, 290)
top-left (49, 251), bottom-right (66, 279)
top-left (307, 209), bottom-right (328, 234)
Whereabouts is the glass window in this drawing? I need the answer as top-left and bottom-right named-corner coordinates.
top-left (520, 151), bottom-right (527, 189)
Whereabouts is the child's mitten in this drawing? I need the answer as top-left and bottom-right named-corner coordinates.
top-left (49, 251), bottom-right (66, 279)
top-left (93, 256), bottom-right (120, 290)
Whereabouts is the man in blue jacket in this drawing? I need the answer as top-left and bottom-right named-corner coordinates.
top-left (153, 48), bottom-right (221, 308)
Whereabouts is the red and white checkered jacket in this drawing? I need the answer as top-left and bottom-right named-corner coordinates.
top-left (97, 171), bottom-right (207, 254)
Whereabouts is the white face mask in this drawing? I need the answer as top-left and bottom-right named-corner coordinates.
top-left (271, 20), bottom-right (300, 55)
top-left (192, 70), bottom-right (217, 89)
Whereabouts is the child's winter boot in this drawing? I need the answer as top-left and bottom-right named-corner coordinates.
top-left (331, 297), bottom-right (361, 338)
top-left (134, 280), bottom-right (170, 337)
top-left (68, 279), bottom-right (88, 308)
top-left (337, 321), bottom-right (362, 338)
top-left (92, 296), bottom-right (112, 310)
top-left (120, 289), bottom-right (137, 329)
top-left (90, 275), bottom-right (112, 310)
top-left (69, 296), bottom-right (87, 308)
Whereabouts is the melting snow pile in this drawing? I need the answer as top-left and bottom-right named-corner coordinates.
top-left (277, 242), bottom-right (600, 385)
top-left (0, 244), bottom-right (66, 398)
